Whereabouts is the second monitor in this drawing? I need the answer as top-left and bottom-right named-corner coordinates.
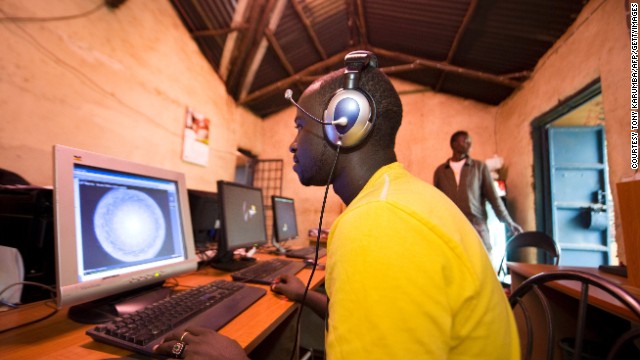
top-left (272, 195), bottom-right (299, 253)
top-left (272, 195), bottom-right (326, 260)
top-left (210, 181), bottom-right (268, 271)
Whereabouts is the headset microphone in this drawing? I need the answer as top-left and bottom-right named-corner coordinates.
top-left (284, 89), bottom-right (348, 127)
top-left (285, 51), bottom-right (377, 148)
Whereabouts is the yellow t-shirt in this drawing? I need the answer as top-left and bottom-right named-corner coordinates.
top-left (324, 162), bottom-right (520, 359)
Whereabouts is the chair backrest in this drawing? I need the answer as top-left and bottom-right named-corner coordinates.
top-left (507, 231), bottom-right (560, 264)
top-left (498, 231), bottom-right (560, 280)
top-left (509, 270), bottom-right (640, 360)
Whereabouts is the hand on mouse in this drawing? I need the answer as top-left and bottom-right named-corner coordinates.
top-left (270, 273), bottom-right (306, 302)
top-left (154, 326), bottom-right (249, 360)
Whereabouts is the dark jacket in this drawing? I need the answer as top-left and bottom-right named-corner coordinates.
top-left (433, 157), bottom-right (514, 225)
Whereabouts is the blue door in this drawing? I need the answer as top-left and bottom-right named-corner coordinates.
top-left (548, 126), bottom-right (611, 266)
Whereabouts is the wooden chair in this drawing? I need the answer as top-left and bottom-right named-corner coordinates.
top-left (497, 231), bottom-right (560, 284)
top-left (509, 270), bottom-right (640, 360)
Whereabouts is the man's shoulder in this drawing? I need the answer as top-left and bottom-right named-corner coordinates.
top-left (434, 160), bottom-right (450, 171)
top-left (465, 157), bottom-right (486, 168)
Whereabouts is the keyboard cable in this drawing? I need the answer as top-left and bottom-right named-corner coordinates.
top-left (0, 281), bottom-right (58, 334)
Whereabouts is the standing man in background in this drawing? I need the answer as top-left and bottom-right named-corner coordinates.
top-left (434, 130), bottom-right (523, 255)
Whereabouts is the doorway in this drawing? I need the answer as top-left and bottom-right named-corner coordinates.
top-left (532, 81), bottom-right (614, 266)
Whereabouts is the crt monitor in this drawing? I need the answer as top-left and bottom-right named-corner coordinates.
top-left (210, 181), bottom-right (267, 270)
top-left (53, 145), bottom-right (198, 323)
top-left (272, 195), bottom-right (299, 252)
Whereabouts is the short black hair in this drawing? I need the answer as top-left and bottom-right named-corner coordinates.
top-left (450, 130), bottom-right (469, 145)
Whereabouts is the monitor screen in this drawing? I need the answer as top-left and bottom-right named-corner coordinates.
top-left (272, 196), bottom-right (298, 242)
top-left (211, 181), bottom-right (267, 270)
top-left (53, 145), bottom-right (197, 322)
top-left (188, 189), bottom-right (219, 249)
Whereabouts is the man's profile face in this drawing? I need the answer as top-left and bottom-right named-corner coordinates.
top-left (451, 133), bottom-right (472, 156)
top-left (289, 92), bottom-right (335, 186)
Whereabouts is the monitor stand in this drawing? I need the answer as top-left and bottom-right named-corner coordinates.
top-left (67, 282), bottom-right (172, 324)
top-left (271, 234), bottom-right (288, 255)
top-left (208, 250), bottom-right (256, 272)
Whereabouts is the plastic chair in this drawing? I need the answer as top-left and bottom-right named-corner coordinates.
top-left (497, 231), bottom-right (560, 284)
top-left (509, 270), bottom-right (640, 360)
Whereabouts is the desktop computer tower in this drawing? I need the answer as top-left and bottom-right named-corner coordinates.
top-left (0, 187), bottom-right (56, 303)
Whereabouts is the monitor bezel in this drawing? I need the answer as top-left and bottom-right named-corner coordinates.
top-left (187, 189), bottom-right (220, 249)
top-left (53, 145), bottom-right (198, 309)
top-left (216, 180), bottom-right (268, 253)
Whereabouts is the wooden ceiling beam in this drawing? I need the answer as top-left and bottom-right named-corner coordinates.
top-left (219, 0), bottom-right (251, 81)
top-left (191, 25), bottom-right (248, 38)
top-left (354, 0), bottom-right (368, 47)
top-left (189, 0), bottom-right (216, 30)
top-left (290, 0), bottom-right (327, 59)
top-left (226, 0), bottom-right (272, 96)
top-left (371, 46), bottom-right (522, 89)
top-left (238, 0), bottom-right (290, 101)
top-left (503, 70), bottom-right (532, 80)
top-left (264, 28), bottom-right (295, 76)
top-left (241, 42), bottom-right (522, 109)
top-left (184, 0), bottom-right (231, 76)
top-left (239, 50), bottom-right (352, 105)
top-left (435, 0), bottom-right (478, 91)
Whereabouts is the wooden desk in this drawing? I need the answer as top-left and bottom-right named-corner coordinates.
top-left (508, 263), bottom-right (640, 358)
top-left (509, 263), bottom-right (640, 322)
top-left (0, 253), bottom-right (325, 360)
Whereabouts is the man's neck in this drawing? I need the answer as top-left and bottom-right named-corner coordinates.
top-left (332, 151), bottom-right (397, 205)
top-left (450, 153), bottom-right (468, 162)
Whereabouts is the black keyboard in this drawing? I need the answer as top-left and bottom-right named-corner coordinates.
top-left (86, 280), bottom-right (265, 356)
top-left (231, 258), bottom-right (306, 285)
top-left (285, 246), bottom-right (327, 260)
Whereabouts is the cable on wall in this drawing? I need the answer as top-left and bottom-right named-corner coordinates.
top-left (0, 1), bottom-right (107, 22)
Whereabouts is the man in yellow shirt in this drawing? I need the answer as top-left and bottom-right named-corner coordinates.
top-left (155, 51), bottom-right (520, 359)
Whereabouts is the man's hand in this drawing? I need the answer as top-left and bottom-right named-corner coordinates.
top-left (270, 273), bottom-right (306, 302)
top-left (154, 326), bottom-right (249, 360)
top-left (507, 221), bottom-right (523, 236)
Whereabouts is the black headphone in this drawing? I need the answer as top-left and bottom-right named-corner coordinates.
top-left (323, 50), bottom-right (378, 148)
top-left (284, 50), bottom-right (378, 148)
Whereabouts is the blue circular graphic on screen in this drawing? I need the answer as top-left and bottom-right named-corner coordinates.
top-left (93, 188), bottom-right (166, 262)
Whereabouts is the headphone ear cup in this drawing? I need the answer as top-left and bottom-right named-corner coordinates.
top-left (323, 89), bottom-right (375, 148)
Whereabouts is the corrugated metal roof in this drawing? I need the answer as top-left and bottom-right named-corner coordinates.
top-left (169, 0), bottom-right (588, 118)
